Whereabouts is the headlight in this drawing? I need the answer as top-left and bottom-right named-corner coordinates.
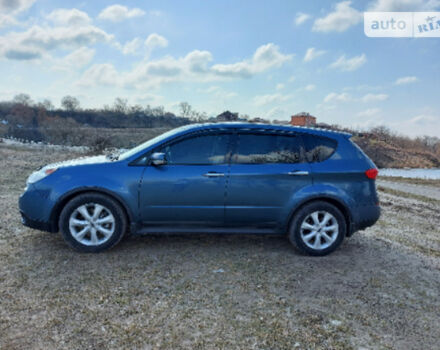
top-left (26, 167), bottom-right (58, 185)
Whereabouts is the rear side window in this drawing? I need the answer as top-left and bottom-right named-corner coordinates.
top-left (160, 133), bottom-right (230, 165)
top-left (302, 134), bottom-right (337, 162)
top-left (233, 133), bottom-right (302, 164)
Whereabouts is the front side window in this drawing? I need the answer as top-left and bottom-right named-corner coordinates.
top-left (159, 133), bottom-right (230, 165)
top-left (302, 134), bottom-right (337, 162)
top-left (232, 133), bottom-right (302, 164)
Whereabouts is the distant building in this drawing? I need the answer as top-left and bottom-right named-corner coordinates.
top-left (290, 112), bottom-right (316, 126)
top-left (216, 111), bottom-right (239, 122)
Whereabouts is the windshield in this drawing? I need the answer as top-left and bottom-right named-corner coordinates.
top-left (118, 125), bottom-right (196, 161)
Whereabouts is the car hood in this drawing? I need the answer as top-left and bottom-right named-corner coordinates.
top-left (43, 155), bottom-right (110, 170)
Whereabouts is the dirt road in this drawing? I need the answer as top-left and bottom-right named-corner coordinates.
top-left (1, 144), bottom-right (439, 350)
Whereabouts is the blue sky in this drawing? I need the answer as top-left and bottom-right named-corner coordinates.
top-left (0, 0), bottom-right (439, 136)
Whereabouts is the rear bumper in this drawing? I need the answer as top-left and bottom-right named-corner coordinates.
top-left (353, 204), bottom-right (381, 232)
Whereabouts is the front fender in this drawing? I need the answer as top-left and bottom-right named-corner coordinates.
top-left (42, 162), bottom-right (144, 230)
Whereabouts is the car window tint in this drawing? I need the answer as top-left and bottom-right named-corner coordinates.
top-left (161, 134), bottom-right (230, 165)
top-left (233, 133), bottom-right (302, 164)
top-left (302, 134), bottom-right (337, 162)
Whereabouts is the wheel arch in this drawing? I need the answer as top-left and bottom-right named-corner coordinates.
top-left (285, 195), bottom-right (354, 237)
top-left (50, 187), bottom-right (134, 232)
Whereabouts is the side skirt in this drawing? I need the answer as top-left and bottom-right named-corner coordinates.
top-left (133, 224), bottom-right (281, 236)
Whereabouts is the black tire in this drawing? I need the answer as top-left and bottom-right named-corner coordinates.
top-left (288, 201), bottom-right (346, 256)
top-left (59, 193), bottom-right (127, 253)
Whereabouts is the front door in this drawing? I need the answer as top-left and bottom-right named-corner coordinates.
top-left (139, 132), bottom-right (232, 225)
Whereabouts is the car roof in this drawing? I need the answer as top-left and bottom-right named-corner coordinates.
top-left (177, 122), bottom-right (351, 138)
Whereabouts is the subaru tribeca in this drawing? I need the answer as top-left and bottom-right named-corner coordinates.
top-left (19, 123), bottom-right (380, 256)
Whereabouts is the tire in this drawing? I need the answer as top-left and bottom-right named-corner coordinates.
top-left (288, 201), bottom-right (346, 256)
top-left (59, 193), bottom-right (127, 253)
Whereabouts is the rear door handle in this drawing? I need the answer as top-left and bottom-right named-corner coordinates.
top-left (287, 170), bottom-right (309, 176)
top-left (203, 172), bottom-right (225, 177)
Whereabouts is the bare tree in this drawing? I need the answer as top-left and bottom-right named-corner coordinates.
top-left (37, 99), bottom-right (54, 111)
top-left (113, 97), bottom-right (128, 114)
top-left (13, 93), bottom-right (33, 106)
top-left (179, 102), bottom-right (192, 118)
top-left (61, 96), bottom-right (80, 111)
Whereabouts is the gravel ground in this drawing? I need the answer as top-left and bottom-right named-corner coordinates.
top-left (1, 144), bottom-right (439, 350)
top-left (377, 179), bottom-right (440, 201)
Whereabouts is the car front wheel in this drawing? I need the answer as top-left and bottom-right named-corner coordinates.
top-left (59, 193), bottom-right (127, 252)
top-left (288, 201), bottom-right (346, 256)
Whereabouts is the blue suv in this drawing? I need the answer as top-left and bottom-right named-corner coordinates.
top-left (19, 123), bottom-right (380, 255)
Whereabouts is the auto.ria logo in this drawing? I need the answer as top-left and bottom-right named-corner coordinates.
top-left (364, 12), bottom-right (440, 37)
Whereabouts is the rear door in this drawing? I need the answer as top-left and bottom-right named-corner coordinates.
top-left (225, 130), bottom-right (312, 227)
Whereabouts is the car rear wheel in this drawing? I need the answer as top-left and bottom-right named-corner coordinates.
top-left (59, 193), bottom-right (127, 252)
top-left (288, 201), bottom-right (346, 256)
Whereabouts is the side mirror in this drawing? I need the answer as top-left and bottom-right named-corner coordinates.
top-left (150, 152), bottom-right (167, 166)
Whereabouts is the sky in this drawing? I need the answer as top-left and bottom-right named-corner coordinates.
top-left (0, 0), bottom-right (439, 137)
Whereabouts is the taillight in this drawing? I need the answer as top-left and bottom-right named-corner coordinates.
top-left (365, 168), bottom-right (378, 180)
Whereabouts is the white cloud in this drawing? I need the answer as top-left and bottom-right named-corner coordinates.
top-left (98, 4), bottom-right (145, 22)
top-left (391, 114), bottom-right (440, 137)
top-left (368, 0), bottom-right (440, 11)
top-left (303, 47), bottom-right (326, 62)
top-left (78, 43), bottom-right (293, 89)
top-left (202, 86), bottom-right (237, 99)
top-left (324, 92), bottom-right (352, 103)
top-left (288, 75), bottom-right (296, 82)
top-left (313, 1), bottom-right (362, 32)
top-left (304, 84), bottom-right (316, 91)
top-left (395, 76), bottom-right (418, 85)
top-left (295, 12), bottom-right (311, 26)
top-left (50, 46), bottom-right (95, 72)
top-left (122, 37), bottom-right (142, 55)
top-left (145, 33), bottom-right (168, 51)
top-left (47, 8), bottom-right (91, 26)
top-left (329, 54), bottom-right (366, 71)
top-left (357, 108), bottom-right (381, 117)
top-left (0, 24), bottom-right (113, 60)
top-left (361, 93), bottom-right (388, 102)
top-left (63, 46), bottom-right (95, 68)
top-left (0, 14), bottom-right (17, 28)
top-left (254, 93), bottom-right (292, 106)
top-left (0, 0), bottom-right (35, 28)
top-left (211, 43), bottom-right (292, 78)
top-left (276, 83), bottom-right (285, 90)
top-left (0, 0), bottom-right (35, 13)
top-left (266, 107), bottom-right (286, 119)
top-left (78, 63), bottom-right (119, 86)
top-left (134, 93), bottom-right (164, 105)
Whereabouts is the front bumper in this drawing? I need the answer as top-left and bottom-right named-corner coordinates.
top-left (19, 184), bottom-right (57, 233)
top-left (20, 210), bottom-right (54, 232)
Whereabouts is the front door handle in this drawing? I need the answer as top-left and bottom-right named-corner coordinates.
top-left (203, 172), bottom-right (225, 177)
top-left (288, 170), bottom-right (309, 176)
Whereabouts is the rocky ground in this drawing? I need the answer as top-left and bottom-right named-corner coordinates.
top-left (0, 144), bottom-right (439, 350)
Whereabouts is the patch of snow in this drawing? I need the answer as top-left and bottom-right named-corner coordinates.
top-left (379, 168), bottom-right (440, 180)
top-left (1, 137), bottom-right (89, 153)
top-left (330, 319), bottom-right (342, 326)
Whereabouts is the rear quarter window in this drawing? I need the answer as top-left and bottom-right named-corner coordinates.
top-left (302, 134), bottom-right (337, 163)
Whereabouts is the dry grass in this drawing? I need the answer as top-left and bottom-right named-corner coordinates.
top-left (378, 175), bottom-right (440, 187)
top-left (1, 144), bottom-right (439, 350)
